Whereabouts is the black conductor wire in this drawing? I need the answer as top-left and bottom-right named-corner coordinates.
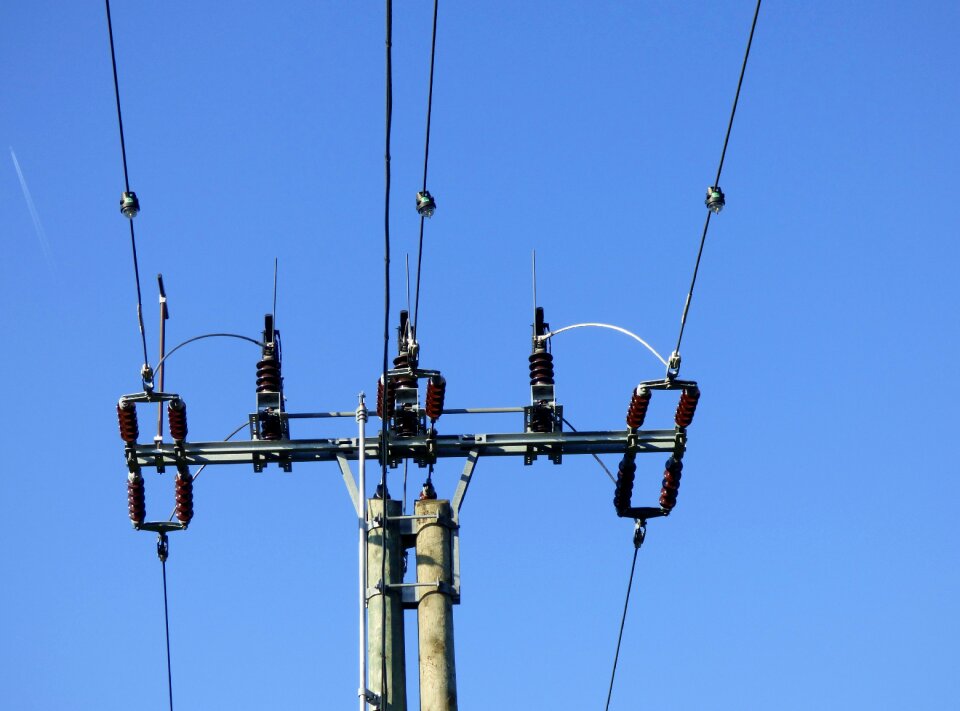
top-left (380, 0), bottom-right (394, 705)
top-left (673, 0), bottom-right (762, 358)
top-left (156, 533), bottom-right (174, 711)
top-left (604, 524), bottom-right (645, 711)
top-left (412, 0), bottom-right (440, 335)
top-left (104, 0), bottom-right (150, 368)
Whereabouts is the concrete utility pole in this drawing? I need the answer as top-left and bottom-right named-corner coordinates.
top-left (367, 498), bottom-right (407, 711)
top-left (415, 499), bottom-right (458, 711)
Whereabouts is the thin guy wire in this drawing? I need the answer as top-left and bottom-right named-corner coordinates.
top-left (604, 545), bottom-right (640, 711)
top-left (380, 0), bottom-right (393, 704)
top-left (561, 417), bottom-right (615, 484)
top-left (413, 0), bottom-right (440, 335)
top-left (167, 421), bottom-right (248, 521)
top-left (105, 0), bottom-right (149, 367)
top-left (161, 553), bottom-right (174, 711)
top-left (673, 0), bottom-right (762, 357)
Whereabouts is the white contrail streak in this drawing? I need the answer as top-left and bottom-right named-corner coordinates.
top-left (10, 147), bottom-right (54, 268)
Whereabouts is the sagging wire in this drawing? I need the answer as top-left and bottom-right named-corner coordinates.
top-left (604, 520), bottom-right (646, 711)
top-left (671, 0), bottom-right (763, 373)
top-left (166, 421), bottom-right (249, 522)
top-left (380, 0), bottom-right (394, 705)
top-left (104, 0), bottom-right (150, 372)
top-left (412, 0), bottom-right (440, 335)
top-left (561, 416), bottom-right (615, 484)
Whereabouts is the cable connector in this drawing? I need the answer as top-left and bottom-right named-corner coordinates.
top-left (156, 531), bottom-right (169, 563)
top-left (120, 191), bottom-right (140, 218)
top-left (705, 186), bottom-right (725, 214)
top-left (416, 190), bottom-right (436, 217)
top-left (633, 519), bottom-right (646, 549)
top-left (666, 351), bottom-right (681, 381)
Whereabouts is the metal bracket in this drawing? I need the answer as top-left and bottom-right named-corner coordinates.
top-left (359, 688), bottom-right (381, 709)
top-left (336, 454), bottom-right (361, 517)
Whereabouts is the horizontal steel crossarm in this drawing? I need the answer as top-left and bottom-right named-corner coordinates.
top-left (130, 429), bottom-right (677, 468)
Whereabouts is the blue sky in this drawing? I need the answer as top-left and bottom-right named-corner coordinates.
top-left (2, 2), bottom-right (959, 709)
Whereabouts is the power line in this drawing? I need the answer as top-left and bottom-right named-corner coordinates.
top-left (673, 0), bottom-right (763, 360)
top-left (413, 0), bottom-right (440, 335)
top-left (380, 0), bottom-right (394, 705)
top-left (157, 533), bottom-right (174, 711)
top-left (104, 0), bottom-right (150, 369)
top-left (604, 522), bottom-right (645, 711)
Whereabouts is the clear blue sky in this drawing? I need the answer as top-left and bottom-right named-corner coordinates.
top-left (2, 2), bottom-right (959, 709)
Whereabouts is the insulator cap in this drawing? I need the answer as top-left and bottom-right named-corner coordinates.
top-left (117, 399), bottom-right (139, 443)
top-left (128, 475), bottom-right (145, 527)
top-left (416, 190), bottom-right (436, 217)
top-left (674, 386), bottom-right (701, 428)
top-left (167, 399), bottom-right (188, 442)
top-left (120, 191), bottom-right (140, 218)
top-left (256, 353), bottom-right (281, 393)
top-left (626, 386), bottom-right (651, 429)
top-left (705, 186), bottom-right (725, 214)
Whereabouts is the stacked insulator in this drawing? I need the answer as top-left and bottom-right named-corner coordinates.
top-left (528, 349), bottom-right (555, 386)
top-left (117, 399), bottom-right (139, 443)
top-left (426, 376), bottom-right (446, 422)
top-left (167, 399), bottom-right (188, 441)
top-left (626, 386), bottom-right (651, 429)
top-left (127, 474), bottom-right (145, 527)
top-left (395, 408), bottom-right (420, 437)
top-left (613, 456), bottom-right (637, 515)
top-left (175, 465), bottom-right (194, 526)
top-left (256, 352), bottom-right (282, 393)
top-left (259, 412), bottom-right (283, 441)
top-left (392, 353), bottom-right (417, 389)
top-left (674, 386), bottom-right (701, 428)
top-left (528, 407), bottom-right (554, 433)
top-left (659, 458), bottom-right (683, 512)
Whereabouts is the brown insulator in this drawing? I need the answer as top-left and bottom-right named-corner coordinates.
top-left (675, 386), bottom-right (701, 428)
top-left (613, 457), bottom-right (637, 515)
top-left (377, 375), bottom-right (396, 418)
top-left (259, 411), bottom-right (283, 441)
top-left (528, 349), bottom-right (555, 386)
top-left (425, 375), bottom-right (446, 422)
top-left (117, 399), bottom-right (139, 443)
top-left (394, 408), bottom-right (419, 437)
top-left (626, 386), bottom-right (652, 429)
top-left (528, 406), bottom-right (554, 433)
top-left (256, 353), bottom-right (281, 393)
top-left (167, 399), bottom-right (188, 442)
top-left (392, 353), bottom-right (417, 390)
top-left (659, 458), bottom-right (683, 512)
top-left (127, 474), bottom-right (145, 527)
top-left (175, 466), bottom-right (194, 526)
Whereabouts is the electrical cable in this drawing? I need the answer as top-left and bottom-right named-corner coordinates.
top-left (380, 0), bottom-right (394, 704)
top-left (166, 421), bottom-right (248, 522)
top-left (604, 532), bottom-right (643, 711)
top-left (153, 333), bottom-right (266, 379)
top-left (157, 533), bottom-right (174, 711)
top-left (412, 0), bottom-right (440, 335)
top-left (673, 0), bottom-right (763, 358)
top-left (104, 0), bottom-right (150, 369)
top-left (561, 416), bottom-right (616, 484)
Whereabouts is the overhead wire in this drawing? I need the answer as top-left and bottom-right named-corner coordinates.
top-left (604, 537), bottom-right (642, 711)
top-left (561, 416), bottom-right (616, 484)
top-left (412, 0), bottom-right (440, 335)
top-left (672, 0), bottom-right (763, 358)
top-left (158, 534), bottom-right (174, 711)
top-left (104, 0), bottom-right (150, 369)
top-left (380, 0), bottom-right (394, 704)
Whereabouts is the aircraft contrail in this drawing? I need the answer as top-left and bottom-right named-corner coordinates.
top-left (10, 147), bottom-right (54, 269)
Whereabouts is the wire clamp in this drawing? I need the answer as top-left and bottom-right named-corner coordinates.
top-left (666, 351), bottom-right (681, 381)
top-left (156, 531), bottom-right (169, 563)
top-left (633, 519), bottom-right (646, 549)
top-left (360, 688), bottom-right (382, 709)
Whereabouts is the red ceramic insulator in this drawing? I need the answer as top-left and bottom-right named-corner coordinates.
top-left (167, 399), bottom-right (188, 442)
top-left (425, 376), bottom-right (446, 422)
top-left (613, 457), bottom-right (637, 515)
top-left (626, 386), bottom-right (652, 429)
top-left (256, 353), bottom-right (281, 393)
top-left (659, 458), bottom-right (683, 512)
top-left (117, 399), bottom-right (139, 443)
top-left (175, 467), bottom-right (194, 526)
top-left (128, 475), bottom-right (145, 526)
top-left (674, 386), bottom-right (701, 428)
top-left (528, 350), bottom-right (555, 386)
